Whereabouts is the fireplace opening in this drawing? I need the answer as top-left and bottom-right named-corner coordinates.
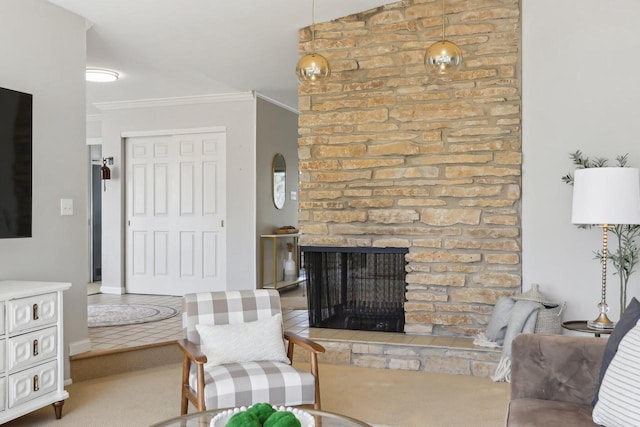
top-left (302, 246), bottom-right (408, 333)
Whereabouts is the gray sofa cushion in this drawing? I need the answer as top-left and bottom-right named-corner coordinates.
top-left (510, 334), bottom-right (605, 405)
top-left (506, 399), bottom-right (596, 427)
top-left (506, 334), bottom-right (607, 427)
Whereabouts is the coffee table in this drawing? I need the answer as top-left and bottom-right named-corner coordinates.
top-left (150, 408), bottom-right (372, 427)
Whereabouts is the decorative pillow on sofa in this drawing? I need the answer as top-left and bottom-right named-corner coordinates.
top-left (196, 313), bottom-right (290, 367)
top-left (592, 297), bottom-right (640, 405)
top-left (592, 319), bottom-right (640, 426)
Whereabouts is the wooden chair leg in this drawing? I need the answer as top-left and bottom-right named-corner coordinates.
top-left (181, 355), bottom-right (190, 415)
top-left (196, 363), bottom-right (206, 411)
top-left (311, 353), bottom-right (321, 410)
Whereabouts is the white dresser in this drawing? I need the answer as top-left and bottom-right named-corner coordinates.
top-left (0, 281), bottom-right (70, 423)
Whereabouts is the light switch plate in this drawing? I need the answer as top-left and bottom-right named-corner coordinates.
top-left (60, 199), bottom-right (74, 216)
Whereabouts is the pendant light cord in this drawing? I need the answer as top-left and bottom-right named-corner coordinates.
top-left (311, 0), bottom-right (316, 49)
top-left (441, 0), bottom-right (446, 41)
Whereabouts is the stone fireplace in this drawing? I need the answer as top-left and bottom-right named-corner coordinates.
top-left (297, 0), bottom-right (522, 337)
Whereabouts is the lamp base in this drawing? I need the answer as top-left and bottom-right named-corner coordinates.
top-left (587, 312), bottom-right (616, 330)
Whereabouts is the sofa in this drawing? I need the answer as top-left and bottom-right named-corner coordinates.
top-left (505, 333), bottom-right (606, 426)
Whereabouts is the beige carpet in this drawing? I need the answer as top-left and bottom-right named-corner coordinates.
top-left (3, 363), bottom-right (509, 427)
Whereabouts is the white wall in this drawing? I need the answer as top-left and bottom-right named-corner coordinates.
top-left (255, 97), bottom-right (299, 285)
top-left (99, 95), bottom-right (257, 292)
top-left (522, 0), bottom-right (640, 323)
top-left (0, 0), bottom-right (88, 375)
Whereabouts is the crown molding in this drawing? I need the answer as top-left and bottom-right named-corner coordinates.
top-left (255, 92), bottom-right (299, 115)
top-left (94, 92), bottom-right (255, 111)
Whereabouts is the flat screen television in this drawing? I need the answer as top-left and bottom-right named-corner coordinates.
top-left (0, 86), bottom-right (32, 238)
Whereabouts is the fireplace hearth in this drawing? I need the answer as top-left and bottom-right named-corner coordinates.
top-left (302, 246), bottom-right (408, 333)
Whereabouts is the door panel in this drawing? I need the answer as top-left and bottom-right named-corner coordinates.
top-left (126, 131), bottom-right (227, 295)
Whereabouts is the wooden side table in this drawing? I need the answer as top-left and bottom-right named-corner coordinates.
top-left (562, 320), bottom-right (614, 338)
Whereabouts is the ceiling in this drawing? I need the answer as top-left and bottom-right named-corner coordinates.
top-left (47, 0), bottom-right (393, 114)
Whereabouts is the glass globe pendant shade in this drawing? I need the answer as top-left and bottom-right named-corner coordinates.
top-left (425, 40), bottom-right (463, 78)
top-left (296, 53), bottom-right (331, 85)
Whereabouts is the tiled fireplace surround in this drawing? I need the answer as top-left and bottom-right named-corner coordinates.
top-left (295, 0), bottom-right (521, 374)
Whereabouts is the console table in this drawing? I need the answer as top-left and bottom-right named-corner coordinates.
top-left (259, 233), bottom-right (305, 290)
top-left (0, 281), bottom-right (71, 423)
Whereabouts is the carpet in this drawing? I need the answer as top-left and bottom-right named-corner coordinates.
top-left (88, 304), bottom-right (179, 327)
top-left (10, 362), bottom-right (509, 426)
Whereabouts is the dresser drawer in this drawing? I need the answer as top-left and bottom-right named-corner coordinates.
top-left (7, 326), bottom-right (57, 372)
top-left (0, 302), bottom-right (5, 334)
top-left (0, 340), bottom-right (5, 372)
top-left (7, 293), bottom-right (57, 334)
top-left (8, 360), bottom-right (57, 408)
top-left (0, 377), bottom-right (5, 412)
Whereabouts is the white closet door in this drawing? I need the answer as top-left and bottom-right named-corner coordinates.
top-left (125, 131), bottom-right (226, 295)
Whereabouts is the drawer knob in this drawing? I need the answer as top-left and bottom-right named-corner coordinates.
top-left (33, 374), bottom-right (39, 392)
top-left (33, 339), bottom-right (39, 356)
top-left (32, 303), bottom-right (39, 320)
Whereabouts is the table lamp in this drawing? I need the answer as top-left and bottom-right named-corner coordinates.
top-left (571, 167), bottom-right (640, 329)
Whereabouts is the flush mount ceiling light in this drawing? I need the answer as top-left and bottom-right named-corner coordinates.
top-left (86, 68), bottom-right (119, 83)
top-left (424, 0), bottom-right (463, 79)
top-left (296, 0), bottom-right (331, 85)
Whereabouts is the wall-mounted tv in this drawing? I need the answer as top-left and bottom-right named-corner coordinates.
top-left (0, 86), bottom-right (32, 238)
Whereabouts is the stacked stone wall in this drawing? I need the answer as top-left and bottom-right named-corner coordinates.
top-left (298, 0), bottom-right (522, 336)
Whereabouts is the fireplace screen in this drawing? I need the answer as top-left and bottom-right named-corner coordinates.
top-left (302, 247), bottom-right (408, 333)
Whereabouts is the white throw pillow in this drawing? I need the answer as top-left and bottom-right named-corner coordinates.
top-left (195, 313), bottom-right (290, 367)
top-left (593, 319), bottom-right (640, 427)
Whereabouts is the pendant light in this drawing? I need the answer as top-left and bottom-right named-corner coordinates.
top-left (424, 0), bottom-right (463, 78)
top-left (296, 0), bottom-right (331, 85)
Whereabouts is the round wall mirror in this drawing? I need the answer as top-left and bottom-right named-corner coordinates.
top-left (272, 154), bottom-right (286, 209)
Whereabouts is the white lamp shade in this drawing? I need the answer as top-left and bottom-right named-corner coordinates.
top-left (572, 167), bottom-right (640, 225)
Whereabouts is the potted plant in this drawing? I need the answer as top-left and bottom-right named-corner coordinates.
top-left (562, 150), bottom-right (640, 315)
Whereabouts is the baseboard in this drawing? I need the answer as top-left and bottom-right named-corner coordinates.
top-left (69, 338), bottom-right (91, 356)
top-left (70, 342), bottom-right (182, 382)
top-left (100, 284), bottom-right (125, 294)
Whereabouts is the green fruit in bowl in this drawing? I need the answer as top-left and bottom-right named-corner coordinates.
top-left (263, 411), bottom-right (301, 427)
top-left (247, 403), bottom-right (276, 424)
top-left (226, 411), bottom-right (261, 427)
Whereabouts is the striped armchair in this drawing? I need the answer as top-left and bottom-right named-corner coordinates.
top-left (178, 290), bottom-right (325, 414)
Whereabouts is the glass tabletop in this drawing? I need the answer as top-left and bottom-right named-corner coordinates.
top-left (150, 408), bottom-right (372, 427)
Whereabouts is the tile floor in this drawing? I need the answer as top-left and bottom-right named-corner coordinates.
top-left (88, 293), bottom-right (183, 351)
top-left (87, 292), bottom-right (310, 352)
top-left (87, 290), bottom-right (469, 352)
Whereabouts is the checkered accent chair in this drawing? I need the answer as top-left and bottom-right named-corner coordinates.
top-left (178, 290), bottom-right (325, 414)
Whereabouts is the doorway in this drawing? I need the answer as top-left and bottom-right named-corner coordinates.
top-left (124, 130), bottom-right (227, 295)
top-left (89, 144), bottom-right (102, 283)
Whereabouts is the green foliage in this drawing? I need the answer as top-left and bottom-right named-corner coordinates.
top-left (594, 224), bottom-right (640, 312)
top-left (563, 150), bottom-right (638, 314)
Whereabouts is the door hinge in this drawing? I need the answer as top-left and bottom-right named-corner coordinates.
top-left (221, 220), bottom-right (224, 227)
